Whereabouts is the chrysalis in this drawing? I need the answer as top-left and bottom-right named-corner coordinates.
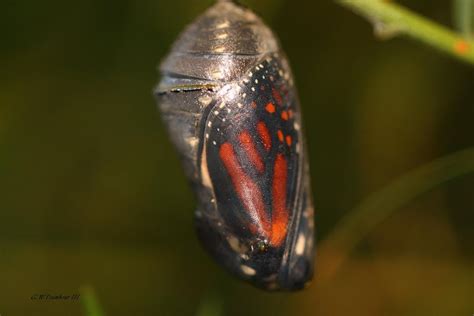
top-left (155, 0), bottom-right (315, 291)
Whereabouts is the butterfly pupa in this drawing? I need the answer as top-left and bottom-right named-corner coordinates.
top-left (155, 0), bottom-right (315, 291)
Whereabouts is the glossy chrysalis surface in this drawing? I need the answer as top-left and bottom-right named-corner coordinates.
top-left (155, 0), bottom-right (315, 291)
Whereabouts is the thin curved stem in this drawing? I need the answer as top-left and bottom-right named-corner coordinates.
top-left (80, 286), bottom-right (105, 316)
top-left (454, 0), bottom-right (474, 39)
top-left (318, 148), bottom-right (474, 282)
top-left (336, 0), bottom-right (474, 65)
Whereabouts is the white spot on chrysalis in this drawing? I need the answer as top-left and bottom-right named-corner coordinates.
top-left (240, 265), bottom-right (256, 276)
top-left (295, 233), bottom-right (306, 255)
top-left (212, 71), bottom-right (224, 79)
top-left (186, 137), bottom-right (198, 147)
top-left (227, 236), bottom-right (241, 252)
top-left (216, 33), bottom-right (228, 39)
top-left (200, 143), bottom-right (213, 190)
top-left (216, 21), bottom-right (230, 29)
top-left (198, 95), bottom-right (212, 106)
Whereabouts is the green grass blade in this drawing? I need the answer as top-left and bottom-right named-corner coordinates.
top-left (320, 147), bottom-right (474, 282)
top-left (196, 293), bottom-right (223, 316)
top-left (80, 286), bottom-right (106, 316)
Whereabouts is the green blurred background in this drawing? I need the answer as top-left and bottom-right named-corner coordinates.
top-left (1, 0), bottom-right (473, 315)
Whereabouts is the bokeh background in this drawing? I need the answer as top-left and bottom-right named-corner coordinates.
top-left (1, 0), bottom-right (473, 315)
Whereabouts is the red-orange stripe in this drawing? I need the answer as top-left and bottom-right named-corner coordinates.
top-left (265, 103), bottom-right (276, 113)
top-left (277, 130), bottom-right (284, 143)
top-left (272, 88), bottom-right (283, 106)
top-left (239, 131), bottom-right (264, 173)
top-left (219, 143), bottom-right (270, 235)
top-left (270, 154), bottom-right (289, 246)
top-left (257, 121), bottom-right (272, 152)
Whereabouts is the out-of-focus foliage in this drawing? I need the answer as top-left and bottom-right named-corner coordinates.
top-left (80, 286), bottom-right (105, 316)
top-left (0, 1), bottom-right (472, 315)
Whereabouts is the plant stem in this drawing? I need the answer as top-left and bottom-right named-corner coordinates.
top-left (336, 0), bottom-right (474, 65)
top-left (80, 286), bottom-right (106, 316)
top-left (453, 0), bottom-right (474, 39)
top-left (318, 147), bottom-right (474, 282)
